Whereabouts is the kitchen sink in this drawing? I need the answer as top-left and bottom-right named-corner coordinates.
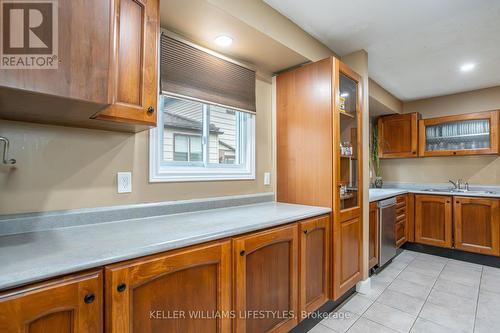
top-left (422, 188), bottom-right (497, 195)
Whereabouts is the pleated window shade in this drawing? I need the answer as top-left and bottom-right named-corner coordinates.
top-left (160, 34), bottom-right (256, 113)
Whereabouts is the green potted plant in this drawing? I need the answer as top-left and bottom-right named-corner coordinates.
top-left (371, 125), bottom-right (383, 188)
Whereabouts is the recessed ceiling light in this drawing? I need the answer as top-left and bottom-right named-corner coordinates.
top-left (215, 35), bottom-right (233, 47)
top-left (460, 63), bottom-right (476, 72)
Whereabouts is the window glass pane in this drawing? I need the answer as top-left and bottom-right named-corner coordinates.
top-left (209, 105), bottom-right (245, 165)
top-left (162, 96), bottom-right (203, 163)
top-left (174, 135), bottom-right (189, 161)
top-left (189, 136), bottom-right (203, 161)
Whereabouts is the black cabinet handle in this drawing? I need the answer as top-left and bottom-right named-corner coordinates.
top-left (147, 106), bottom-right (155, 114)
top-left (303, 230), bottom-right (308, 235)
top-left (84, 293), bottom-right (95, 304)
top-left (240, 250), bottom-right (246, 256)
top-left (117, 283), bottom-right (127, 293)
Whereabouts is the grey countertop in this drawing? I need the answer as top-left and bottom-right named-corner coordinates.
top-left (369, 189), bottom-right (409, 202)
top-left (370, 183), bottom-right (500, 202)
top-left (0, 202), bottom-right (330, 291)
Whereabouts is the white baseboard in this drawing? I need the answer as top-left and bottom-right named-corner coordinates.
top-left (355, 277), bottom-right (371, 295)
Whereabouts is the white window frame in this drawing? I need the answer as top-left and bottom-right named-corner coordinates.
top-left (149, 95), bottom-right (256, 183)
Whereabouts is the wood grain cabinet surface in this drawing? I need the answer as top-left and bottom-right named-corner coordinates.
top-left (233, 224), bottom-right (298, 333)
top-left (368, 202), bottom-right (379, 269)
top-left (105, 241), bottom-right (232, 333)
top-left (276, 57), bottom-right (364, 301)
top-left (0, 270), bottom-right (103, 333)
top-left (395, 195), bottom-right (407, 248)
top-left (378, 113), bottom-right (419, 158)
top-left (454, 197), bottom-right (500, 256)
top-left (298, 215), bottom-right (330, 319)
top-left (0, 0), bottom-right (159, 132)
top-left (415, 195), bottom-right (453, 248)
top-left (418, 111), bottom-right (499, 157)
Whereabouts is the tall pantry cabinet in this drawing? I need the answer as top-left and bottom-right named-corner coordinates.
top-left (277, 57), bottom-right (364, 300)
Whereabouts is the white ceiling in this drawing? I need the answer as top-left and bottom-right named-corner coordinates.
top-left (264, 0), bottom-right (500, 101)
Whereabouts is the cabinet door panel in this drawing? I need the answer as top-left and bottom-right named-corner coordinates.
top-left (0, 270), bottom-right (102, 333)
top-left (96, 0), bottom-right (158, 125)
top-left (233, 224), bottom-right (298, 333)
top-left (415, 195), bottom-right (452, 248)
top-left (338, 217), bottom-right (362, 293)
top-left (378, 113), bottom-right (419, 158)
top-left (105, 241), bottom-right (231, 333)
top-left (369, 202), bottom-right (379, 269)
top-left (299, 216), bottom-right (330, 318)
top-left (454, 197), bottom-right (500, 255)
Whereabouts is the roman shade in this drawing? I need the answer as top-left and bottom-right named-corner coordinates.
top-left (160, 34), bottom-right (256, 114)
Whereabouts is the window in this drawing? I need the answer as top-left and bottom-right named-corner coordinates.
top-left (150, 95), bottom-right (255, 182)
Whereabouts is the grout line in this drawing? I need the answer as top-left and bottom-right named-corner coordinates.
top-left (406, 253), bottom-right (448, 332)
top-left (472, 267), bottom-right (484, 333)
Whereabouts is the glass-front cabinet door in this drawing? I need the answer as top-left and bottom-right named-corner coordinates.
top-left (337, 64), bottom-right (362, 212)
top-left (419, 111), bottom-right (499, 157)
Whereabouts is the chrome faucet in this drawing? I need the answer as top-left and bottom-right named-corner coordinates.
top-left (449, 179), bottom-right (469, 191)
top-left (449, 179), bottom-right (458, 189)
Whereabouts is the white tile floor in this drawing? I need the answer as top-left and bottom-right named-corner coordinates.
top-left (310, 250), bottom-right (500, 333)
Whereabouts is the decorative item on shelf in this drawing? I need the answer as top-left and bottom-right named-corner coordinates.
top-left (0, 136), bottom-right (16, 165)
top-left (340, 141), bottom-right (353, 156)
top-left (339, 95), bottom-right (346, 113)
top-left (371, 124), bottom-right (382, 188)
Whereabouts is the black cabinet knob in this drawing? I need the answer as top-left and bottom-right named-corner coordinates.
top-left (240, 250), bottom-right (246, 256)
top-left (303, 230), bottom-right (308, 235)
top-left (147, 106), bottom-right (155, 114)
top-left (84, 293), bottom-right (95, 304)
top-left (117, 283), bottom-right (127, 293)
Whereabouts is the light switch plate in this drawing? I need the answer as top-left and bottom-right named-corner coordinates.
top-left (117, 172), bottom-right (132, 193)
top-left (264, 172), bottom-right (271, 186)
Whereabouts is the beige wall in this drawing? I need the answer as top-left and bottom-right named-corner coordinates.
top-left (369, 79), bottom-right (403, 116)
top-left (381, 86), bottom-right (500, 185)
top-left (0, 79), bottom-right (273, 215)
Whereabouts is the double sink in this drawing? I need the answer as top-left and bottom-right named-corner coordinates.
top-left (422, 188), bottom-right (498, 195)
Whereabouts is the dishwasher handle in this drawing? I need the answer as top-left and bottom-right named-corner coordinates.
top-left (378, 197), bottom-right (397, 208)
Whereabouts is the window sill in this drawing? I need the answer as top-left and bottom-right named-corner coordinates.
top-left (149, 171), bottom-right (256, 183)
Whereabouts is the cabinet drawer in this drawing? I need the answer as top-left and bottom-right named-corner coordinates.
top-left (397, 213), bottom-right (406, 223)
top-left (396, 195), bottom-right (407, 204)
top-left (395, 222), bottom-right (406, 247)
top-left (396, 206), bottom-right (406, 216)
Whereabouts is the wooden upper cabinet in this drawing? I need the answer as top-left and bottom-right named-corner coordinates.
top-left (0, 0), bottom-right (158, 132)
top-left (378, 113), bottom-right (419, 158)
top-left (298, 215), bottom-right (330, 319)
top-left (454, 197), bottom-right (500, 256)
top-left (95, 0), bottom-right (158, 126)
top-left (368, 202), bottom-right (379, 269)
top-left (415, 195), bottom-right (453, 248)
top-left (233, 224), bottom-right (298, 333)
top-left (419, 111), bottom-right (499, 157)
top-left (0, 270), bottom-right (102, 333)
top-left (105, 241), bottom-right (231, 333)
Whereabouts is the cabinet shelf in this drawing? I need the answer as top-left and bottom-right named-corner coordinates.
top-left (340, 111), bottom-right (355, 118)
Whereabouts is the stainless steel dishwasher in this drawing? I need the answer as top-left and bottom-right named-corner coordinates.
top-left (378, 197), bottom-right (397, 268)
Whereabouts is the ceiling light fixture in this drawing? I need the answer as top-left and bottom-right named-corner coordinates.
top-left (460, 63), bottom-right (476, 72)
top-left (215, 35), bottom-right (233, 47)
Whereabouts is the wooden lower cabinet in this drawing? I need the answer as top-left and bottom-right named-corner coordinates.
top-left (299, 216), bottom-right (330, 319)
top-left (395, 195), bottom-right (407, 248)
top-left (0, 270), bottom-right (102, 333)
top-left (454, 197), bottom-right (500, 256)
top-left (233, 224), bottom-right (298, 333)
top-left (368, 202), bottom-right (379, 269)
top-left (105, 241), bottom-right (232, 333)
top-left (415, 195), bottom-right (453, 248)
top-left (336, 215), bottom-right (362, 296)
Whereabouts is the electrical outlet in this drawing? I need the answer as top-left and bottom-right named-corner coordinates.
top-left (117, 172), bottom-right (132, 193)
top-left (264, 172), bottom-right (271, 186)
